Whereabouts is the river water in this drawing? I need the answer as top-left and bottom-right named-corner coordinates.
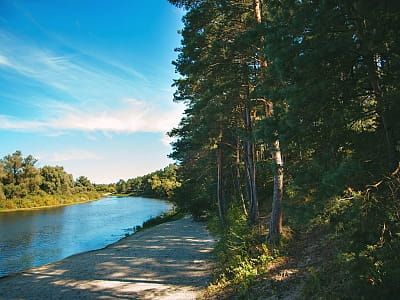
top-left (0, 196), bottom-right (172, 277)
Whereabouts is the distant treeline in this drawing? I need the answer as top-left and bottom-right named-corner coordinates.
top-left (114, 164), bottom-right (181, 199)
top-left (0, 151), bottom-right (103, 210)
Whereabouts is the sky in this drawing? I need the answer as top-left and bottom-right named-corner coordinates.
top-left (0, 0), bottom-right (185, 183)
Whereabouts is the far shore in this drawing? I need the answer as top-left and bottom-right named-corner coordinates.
top-left (0, 198), bottom-right (98, 213)
top-left (0, 193), bottom-right (113, 213)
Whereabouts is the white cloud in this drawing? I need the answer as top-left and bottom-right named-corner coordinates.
top-left (0, 115), bottom-right (47, 131)
top-left (0, 98), bottom-right (183, 134)
top-left (37, 149), bottom-right (102, 163)
top-left (0, 30), bottom-right (184, 142)
top-left (0, 30), bottom-right (148, 103)
top-left (0, 54), bottom-right (10, 65)
top-left (161, 134), bottom-right (176, 147)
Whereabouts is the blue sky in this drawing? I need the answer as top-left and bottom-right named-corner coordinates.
top-left (0, 0), bottom-right (184, 183)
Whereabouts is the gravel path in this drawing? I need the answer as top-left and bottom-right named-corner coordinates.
top-left (0, 216), bottom-right (216, 300)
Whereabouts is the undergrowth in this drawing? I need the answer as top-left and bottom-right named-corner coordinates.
top-left (301, 173), bottom-right (400, 299)
top-left (205, 206), bottom-right (287, 299)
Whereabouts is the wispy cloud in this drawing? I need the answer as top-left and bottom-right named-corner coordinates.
top-left (54, 98), bottom-right (182, 133)
top-left (161, 134), bottom-right (176, 147)
top-left (0, 30), bottom-right (184, 136)
top-left (0, 54), bottom-right (10, 65)
top-left (37, 149), bottom-right (103, 163)
top-left (0, 115), bottom-right (48, 132)
top-left (0, 98), bottom-right (183, 134)
top-left (0, 30), bottom-right (149, 104)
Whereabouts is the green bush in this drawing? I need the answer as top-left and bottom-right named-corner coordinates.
top-left (210, 206), bottom-right (281, 296)
top-left (303, 174), bottom-right (400, 299)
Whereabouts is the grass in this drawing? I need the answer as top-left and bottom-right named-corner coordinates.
top-left (198, 206), bottom-right (303, 300)
top-left (134, 209), bottom-right (185, 233)
top-left (0, 191), bottom-right (102, 212)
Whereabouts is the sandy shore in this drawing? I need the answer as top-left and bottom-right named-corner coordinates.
top-left (0, 216), bottom-right (216, 300)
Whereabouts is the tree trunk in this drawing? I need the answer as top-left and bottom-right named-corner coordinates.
top-left (254, 0), bottom-right (262, 22)
top-left (217, 145), bottom-right (224, 223)
top-left (253, 0), bottom-right (285, 240)
top-left (381, 112), bottom-right (398, 172)
top-left (247, 142), bottom-right (258, 223)
top-left (244, 105), bottom-right (259, 223)
top-left (254, 0), bottom-right (268, 68)
top-left (269, 140), bottom-right (284, 242)
top-left (236, 138), bottom-right (248, 216)
top-left (366, 60), bottom-right (398, 172)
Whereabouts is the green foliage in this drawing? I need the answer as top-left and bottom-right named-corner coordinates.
top-left (0, 184), bottom-right (5, 200)
top-left (169, 0), bottom-right (400, 298)
top-left (94, 183), bottom-right (115, 194)
top-left (75, 175), bottom-right (95, 192)
top-left (303, 172), bottom-right (400, 299)
top-left (115, 179), bottom-right (127, 194)
top-left (148, 164), bottom-right (181, 198)
top-left (114, 164), bottom-right (181, 199)
top-left (171, 163), bottom-right (216, 219)
top-left (209, 206), bottom-right (281, 296)
top-left (0, 151), bottom-right (100, 210)
top-left (0, 191), bottom-right (101, 211)
top-left (40, 165), bottom-right (75, 194)
top-left (135, 210), bottom-right (184, 232)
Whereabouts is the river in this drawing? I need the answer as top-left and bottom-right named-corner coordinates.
top-left (0, 196), bottom-right (172, 277)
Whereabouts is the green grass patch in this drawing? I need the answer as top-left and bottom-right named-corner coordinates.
top-left (134, 210), bottom-right (185, 232)
top-left (205, 206), bottom-right (287, 299)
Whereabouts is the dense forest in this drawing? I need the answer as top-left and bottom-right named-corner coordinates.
top-left (114, 164), bottom-right (181, 199)
top-left (0, 151), bottom-right (102, 210)
top-left (166, 0), bottom-right (400, 298)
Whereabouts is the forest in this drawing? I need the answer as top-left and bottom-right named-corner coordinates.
top-left (165, 0), bottom-right (400, 298)
top-left (1, 0), bottom-right (398, 297)
top-left (114, 164), bottom-right (181, 199)
top-left (0, 151), bottom-right (102, 210)
top-left (0, 150), bottom-right (180, 210)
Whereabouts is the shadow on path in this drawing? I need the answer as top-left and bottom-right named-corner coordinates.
top-left (0, 216), bottom-right (216, 300)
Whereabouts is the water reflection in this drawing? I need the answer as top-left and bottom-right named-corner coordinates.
top-left (0, 196), bottom-right (172, 277)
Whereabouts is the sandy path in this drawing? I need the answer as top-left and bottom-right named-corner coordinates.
top-left (0, 216), bottom-right (216, 300)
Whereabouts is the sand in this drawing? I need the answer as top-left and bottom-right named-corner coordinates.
top-left (0, 216), bottom-right (216, 300)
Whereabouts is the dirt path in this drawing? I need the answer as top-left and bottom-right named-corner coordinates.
top-left (0, 216), bottom-right (216, 300)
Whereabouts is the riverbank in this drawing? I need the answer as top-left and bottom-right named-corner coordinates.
top-left (0, 191), bottom-right (103, 213)
top-left (0, 216), bottom-right (216, 299)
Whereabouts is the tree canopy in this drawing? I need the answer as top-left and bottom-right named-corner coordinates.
top-left (168, 0), bottom-right (400, 297)
top-left (0, 151), bottom-right (98, 209)
top-left (114, 164), bottom-right (181, 199)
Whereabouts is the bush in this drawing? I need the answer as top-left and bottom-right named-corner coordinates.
top-left (209, 206), bottom-right (281, 297)
top-left (303, 173), bottom-right (400, 299)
